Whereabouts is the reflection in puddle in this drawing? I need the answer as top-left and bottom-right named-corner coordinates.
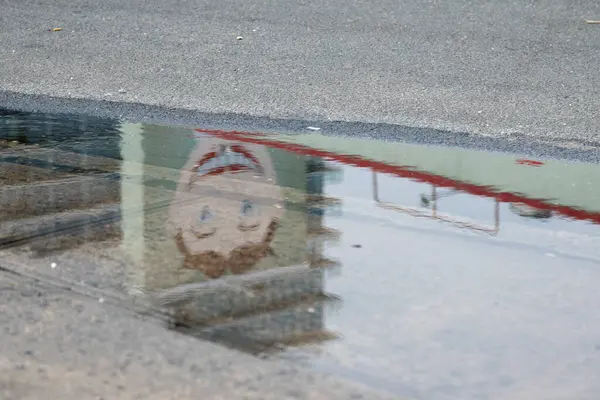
top-left (2, 110), bottom-right (600, 399)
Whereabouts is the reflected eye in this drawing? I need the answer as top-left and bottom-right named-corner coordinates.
top-left (240, 200), bottom-right (257, 217)
top-left (197, 206), bottom-right (214, 224)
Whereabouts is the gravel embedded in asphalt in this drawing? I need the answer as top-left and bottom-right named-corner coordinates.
top-left (0, 0), bottom-right (599, 145)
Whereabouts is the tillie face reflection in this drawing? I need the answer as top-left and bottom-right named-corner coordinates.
top-left (168, 139), bottom-right (285, 279)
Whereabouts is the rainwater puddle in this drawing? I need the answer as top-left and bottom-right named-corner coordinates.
top-left (2, 109), bottom-right (600, 400)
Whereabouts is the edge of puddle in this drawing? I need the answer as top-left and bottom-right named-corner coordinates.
top-left (1, 90), bottom-right (599, 164)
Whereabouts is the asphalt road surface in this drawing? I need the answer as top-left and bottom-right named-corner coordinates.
top-left (0, 0), bottom-right (599, 145)
top-left (1, 1), bottom-right (600, 399)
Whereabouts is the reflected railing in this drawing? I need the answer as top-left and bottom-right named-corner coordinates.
top-left (372, 171), bottom-right (501, 235)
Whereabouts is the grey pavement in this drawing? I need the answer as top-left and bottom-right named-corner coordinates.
top-left (0, 272), bottom-right (398, 400)
top-left (0, 0), bottom-right (599, 145)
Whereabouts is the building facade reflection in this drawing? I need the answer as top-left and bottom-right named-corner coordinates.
top-left (0, 115), bottom-right (344, 353)
top-left (120, 125), bottom-right (343, 351)
top-left (0, 112), bottom-right (122, 254)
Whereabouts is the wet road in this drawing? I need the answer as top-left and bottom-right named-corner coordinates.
top-left (0, 0), bottom-right (599, 145)
top-left (2, 110), bottom-right (600, 399)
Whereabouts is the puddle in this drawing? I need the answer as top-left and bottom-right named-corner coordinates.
top-left (2, 110), bottom-right (600, 399)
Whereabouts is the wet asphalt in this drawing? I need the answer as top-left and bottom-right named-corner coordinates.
top-left (0, 273), bottom-right (398, 400)
top-left (4, 110), bottom-right (600, 400)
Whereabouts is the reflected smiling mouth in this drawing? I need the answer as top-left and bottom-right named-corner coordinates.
top-left (190, 223), bottom-right (260, 239)
top-left (191, 227), bottom-right (217, 239)
top-left (238, 222), bottom-right (260, 232)
top-left (192, 144), bottom-right (263, 178)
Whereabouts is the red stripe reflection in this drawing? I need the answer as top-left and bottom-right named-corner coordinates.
top-left (516, 159), bottom-right (545, 167)
top-left (194, 128), bottom-right (600, 225)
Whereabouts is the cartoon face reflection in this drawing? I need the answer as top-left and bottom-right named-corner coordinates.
top-left (168, 138), bottom-right (284, 278)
